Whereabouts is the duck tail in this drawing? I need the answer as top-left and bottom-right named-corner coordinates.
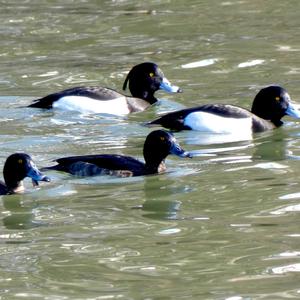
top-left (40, 164), bottom-right (64, 172)
top-left (28, 96), bottom-right (54, 109)
top-left (142, 119), bottom-right (162, 127)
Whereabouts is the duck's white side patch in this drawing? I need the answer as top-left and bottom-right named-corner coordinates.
top-left (184, 111), bottom-right (252, 135)
top-left (53, 96), bottom-right (130, 115)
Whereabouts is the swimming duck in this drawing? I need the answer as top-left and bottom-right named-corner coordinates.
top-left (28, 62), bottom-right (181, 115)
top-left (0, 153), bottom-right (50, 195)
top-left (147, 85), bottom-right (300, 133)
top-left (44, 130), bottom-right (191, 177)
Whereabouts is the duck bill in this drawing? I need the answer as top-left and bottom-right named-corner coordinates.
top-left (286, 102), bottom-right (300, 119)
top-left (26, 164), bottom-right (51, 187)
top-left (170, 142), bottom-right (192, 158)
top-left (159, 77), bottom-right (182, 93)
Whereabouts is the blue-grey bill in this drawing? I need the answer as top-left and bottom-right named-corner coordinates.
top-left (159, 77), bottom-right (182, 93)
top-left (286, 102), bottom-right (300, 118)
top-left (170, 142), bottom-right (192, 158)
top-left (27, 164), bottom-right (51, 186)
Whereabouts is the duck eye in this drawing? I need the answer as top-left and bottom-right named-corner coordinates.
top-left (149, 72), bottom-right (155, 77)
top-left (18, 159), bottom-right (23, 164)
top-left (160, 137), bottom-right (165, 141)
top-left (275, 96), bottom-right (280, 101)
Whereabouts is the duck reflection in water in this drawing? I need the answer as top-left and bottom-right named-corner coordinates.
top-left (2, 196), bottom-right (39, 230)
top-left (134, 176), bottom-right (183, 220)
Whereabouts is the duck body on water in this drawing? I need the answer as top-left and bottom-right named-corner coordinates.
top-left (28, 62), bottom-right (181, 115)
top-left (44, 130), bottom-right (191, 177)
top-left (147, 86), bottom-right (300, 135)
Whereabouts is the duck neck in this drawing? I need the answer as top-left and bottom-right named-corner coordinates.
top-left (271, 119), bottom-right (283, 127)
top-left (6, 181), bottom-right (24, 194)
top-left (144, 148), bottom-right (167, 174)
top-left (251, 96), bottom-right (286, 127)
top-left (131, 89), bottom-right (157, 104)
top-left (145, 160), bottom-right (166, 174)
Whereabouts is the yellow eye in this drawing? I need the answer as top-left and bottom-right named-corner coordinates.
top-left (160, 137), bottom-right (165, 141)
top-left (275, 96), bottom-right (280, 101)
top-left (18, 159), bottom-right (23, 164)
top-left (149, 72), bottom-right (154, 77)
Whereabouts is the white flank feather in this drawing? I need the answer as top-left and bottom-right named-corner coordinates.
top-left (53, 96), bottom-right (130, 115)
top-left (183, 111), bottom-right (252, 136)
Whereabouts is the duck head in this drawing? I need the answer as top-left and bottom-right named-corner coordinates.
top-left (123, 62), bottom-right (182, 104)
